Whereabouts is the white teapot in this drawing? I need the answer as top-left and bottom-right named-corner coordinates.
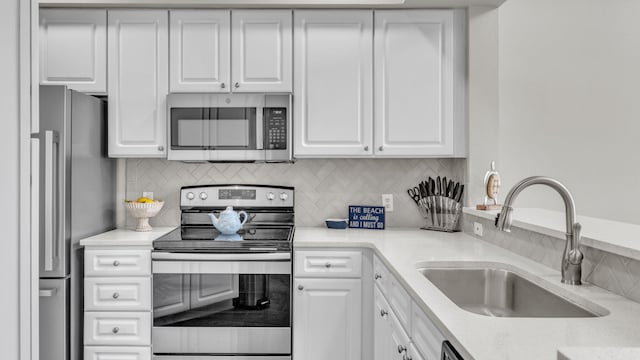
top-left (208, 206), bottom-right (248, 235)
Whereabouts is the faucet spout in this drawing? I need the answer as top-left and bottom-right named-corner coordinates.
top-left (494, 176), bottom-right (583, 285)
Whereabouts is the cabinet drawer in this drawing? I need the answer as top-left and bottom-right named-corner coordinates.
top-left (85, 277), bottom-right (151, 311)
top-left (84, 346), bottom-right (151, 360)
top-left (85, 250), bottom-right (151, 277)
top-left (294, 250), bottom-right (362, 277)
top-left (84, 312), bottom-right (151, 346)
top-left (411, 302), bottom-right (445, 360)
top-left (373, 255), bottom-right (390, 292)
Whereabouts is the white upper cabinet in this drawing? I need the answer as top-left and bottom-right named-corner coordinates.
top-left (293, 10), bottom-right (373, 157)
top-left (169, 10), bottom-right (230, 92)
top-left (108, 10), bottom-right (168, 158)
top-left (39, 9), bottom-right (107, 93)
top-left (232, 10), bottom-right (292, 93)
top-left (169, 9), bottom-right (291, 93)
top-left (374, 10), bottom-right (465, 157)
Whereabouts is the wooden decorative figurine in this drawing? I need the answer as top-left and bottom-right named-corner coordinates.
top-left (476, 161), bottom-right (502, 210)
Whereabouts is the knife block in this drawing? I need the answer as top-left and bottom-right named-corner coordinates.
top-left (417, 196), bottom-right (461, 232)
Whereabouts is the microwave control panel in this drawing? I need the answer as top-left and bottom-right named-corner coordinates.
top-left (265, 108), bottom-right (287, 150)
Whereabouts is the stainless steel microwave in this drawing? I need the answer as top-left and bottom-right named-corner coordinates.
top-left (167, 93), bottom-right (292, 162)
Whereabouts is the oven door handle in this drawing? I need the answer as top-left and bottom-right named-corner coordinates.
top-left (151, 252), bottom-right (291, 261)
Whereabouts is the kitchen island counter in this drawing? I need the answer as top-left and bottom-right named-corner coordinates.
top-left (294, 227), bottom-right (640, 360)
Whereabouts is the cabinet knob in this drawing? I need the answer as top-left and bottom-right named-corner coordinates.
top-left (325, 262), bottom-right (332, 268)
top-left (378, 146), bottom-right (384, 151)
top-left (112, 260), bottom-right (120, 267)
top-left (403, 353), bottom-right (412, 360)
top-left (235, 82), bottom-right (240, 88)
top-left (112, 327), bottom-right (119, 334)
top-left (297, 285), bottom-right (304, 291)
top-left (364, 146), bottom-right (369, 151)
top-left (380, 309), bottom-right (388, 318)
top-left (374, 273), bottom-right (382, 280)
top-left (112, 292), bottom-right (119, 299)
top-left (221, 82), bottom-right (226, 88)
top-left (398, 345), bottom-right (407, 354)
top-left (158, 145), bottom-right (164, 152)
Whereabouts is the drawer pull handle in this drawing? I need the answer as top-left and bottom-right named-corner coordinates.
top-left (374, 273), bottom-right (382, 280)
top-left (112, 327), bottom-right (119, 334)
top-left (112, 260), bottom-right (120, 267)
top-left (325, 262), bottom-right (332, 268)
top-left (112, 292), bottom-right (119, 299)
top-left (398, 345), bottom-right (407, 354)
top-left (380, 309), bottom-right (388, 318)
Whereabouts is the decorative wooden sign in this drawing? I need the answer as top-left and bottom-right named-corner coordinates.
top-left (348, 205), bottom-right (385, 230)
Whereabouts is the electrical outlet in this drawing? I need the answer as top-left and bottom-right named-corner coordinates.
top-left (142, 191), bottom-right (154, 200)
top-left (382, 194), bottom-right (394, 212)
top-left (474, 222), bottom-right (483, 237)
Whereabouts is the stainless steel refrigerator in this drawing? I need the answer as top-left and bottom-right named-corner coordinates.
top-left (35, 85), bottom-right (115, 360)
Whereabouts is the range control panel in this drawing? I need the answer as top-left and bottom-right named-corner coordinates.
top-left (181, 185), bottom-right (294, 208)
top-left (265, 108), bottom-right (287, 150)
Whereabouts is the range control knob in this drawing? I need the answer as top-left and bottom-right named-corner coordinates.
top-left (279, 192), bottom-right (289, 201)
top-left (186, 192), bottom-right (195, 200)
top-left (199, 192), bottom-right (208, 200)
top-left (267, 192), bottom-right (276, 200)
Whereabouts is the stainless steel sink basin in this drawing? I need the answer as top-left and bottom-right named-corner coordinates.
top-left (418, 266), bottom-right (603, 318)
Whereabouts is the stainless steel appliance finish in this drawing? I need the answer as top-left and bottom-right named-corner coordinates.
top-left (35, 85), bottom-right (116, 360)
top-left (418, 266), bottom-right (599, 318)
top-left (167, 93), bottom-right (292, 162)
top-left (442, 341), bottom-right (464, 360)
top-left (152, 185), bottom-right (294, 359)
top-left (494, 176), bottom-right (584, 285)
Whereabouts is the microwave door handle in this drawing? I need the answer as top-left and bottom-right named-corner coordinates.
top-left (256, 107), bottom-right (264, 150)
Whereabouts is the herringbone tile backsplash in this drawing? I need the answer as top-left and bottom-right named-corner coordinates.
top-left (124, 158), bottom-right (466, 228)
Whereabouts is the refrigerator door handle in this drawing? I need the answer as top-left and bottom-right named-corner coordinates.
top-left (43, 130), bottom-right (59, 272)
top-left (39, 288), bottom-right (58, 297)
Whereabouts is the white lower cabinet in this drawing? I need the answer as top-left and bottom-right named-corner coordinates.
top-left (84, 246), bottom-right (152, 359)
top-left (84, 346), bottom-right (151, 360)
top-left (373, 255), bottom-right (446, 360)
top-left (293, 250), bottom-right (363, 360)
top-left (293, 278), bottom-right (362, 360)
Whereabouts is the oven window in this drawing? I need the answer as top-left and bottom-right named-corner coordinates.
top-left (153, 273), bottom-right (290, 327)
top-left (170, 108), bottom-right (208, 149)
top-left (208, 107), bottom-right (257, 149)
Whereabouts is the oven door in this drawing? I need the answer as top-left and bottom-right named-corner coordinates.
top-left (152, 252), bottom-right (291, 356)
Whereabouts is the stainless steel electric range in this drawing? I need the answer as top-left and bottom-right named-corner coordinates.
top-left (151, 184), bottom-right (294, 360)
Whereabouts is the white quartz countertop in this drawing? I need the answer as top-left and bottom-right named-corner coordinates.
top-left (79, 227), bottom-right (176, 247)
top-left (294, 227), bottom-right (640, 360)
top-left (558, 347), bottom-right (640, 360)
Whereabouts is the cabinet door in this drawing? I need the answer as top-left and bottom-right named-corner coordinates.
top-left (293, 278), bottom-right (362, 360)
top-left (293, 10), bottom-right (373, 157)
top-left (40, 9), bottom-right (107, 93)
top-left (169, 10), bottom-right (230, 92)
top-left (374, 287), bottom-right (392, 360)
top-left (108, 10), bottom-right (168, 157)
top-left (374, 10), bottom-right (461, 157)
top-left (231, 10), bottom-right (292, 92)
top-left (389, 310), bottom-right (411, 360)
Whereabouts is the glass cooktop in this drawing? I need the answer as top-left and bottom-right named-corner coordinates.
top-left (153, 225), bottom-right (294, 252)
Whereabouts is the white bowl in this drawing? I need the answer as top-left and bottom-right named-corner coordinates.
top-left (124, 201), bottom-right (164, 231)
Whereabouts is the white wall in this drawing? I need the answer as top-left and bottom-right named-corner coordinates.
top-left (0, 0), bottom-right (22, 358)
top-left (497, 0), bottom-right (640, 224)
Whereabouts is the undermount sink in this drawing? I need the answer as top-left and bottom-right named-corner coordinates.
top-left (418, 265), bottom-right (605, 318)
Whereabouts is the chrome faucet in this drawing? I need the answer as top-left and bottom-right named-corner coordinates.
top-left (494, 176), bottom-right (584, 285)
